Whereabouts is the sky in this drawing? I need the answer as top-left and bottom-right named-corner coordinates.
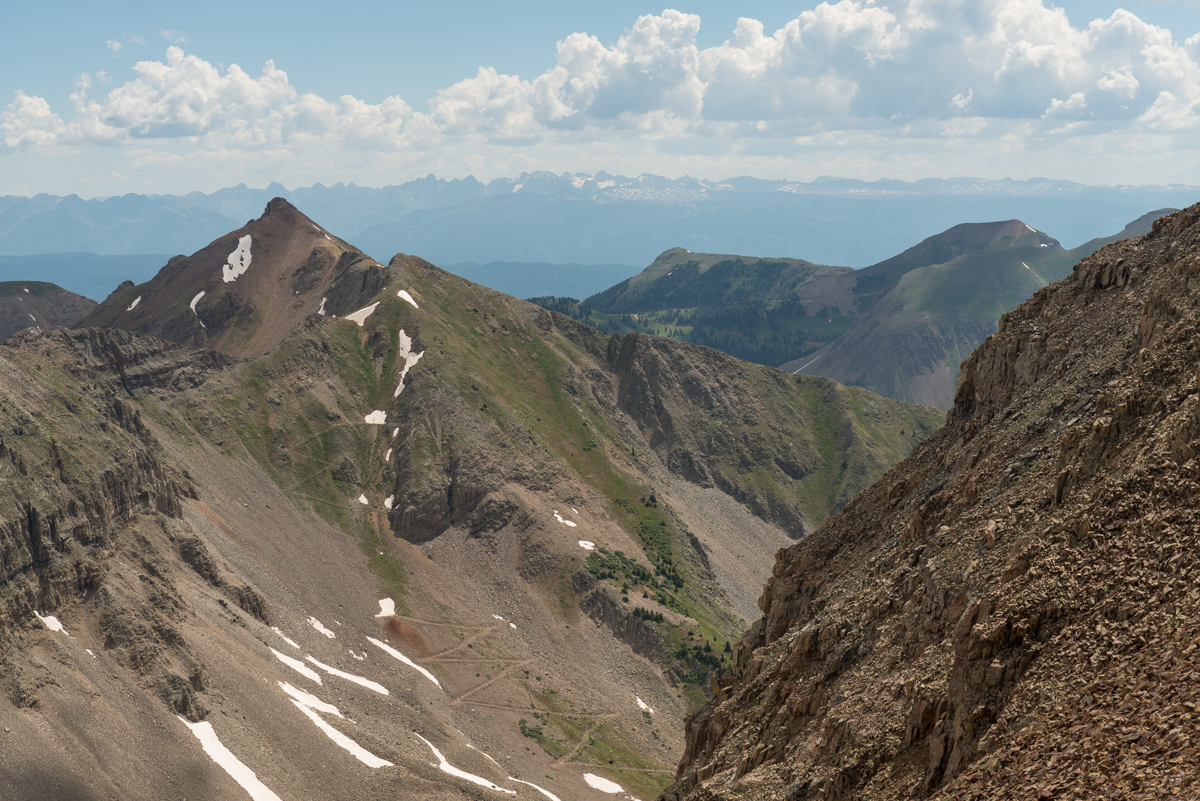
top-left (5, 0), bottom-right (1200, 196)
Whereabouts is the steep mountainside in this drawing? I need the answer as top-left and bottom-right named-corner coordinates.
top-left (784, 213), bottom-right (1171, 408)
top-left (0, 280), bottom-right (96, 342)
top-left (0, 204), bottom-right (939, 800)
top-left (77, 198), bottom-right (386, 358)
top-left (667, 205), bottom-right (1200, 800)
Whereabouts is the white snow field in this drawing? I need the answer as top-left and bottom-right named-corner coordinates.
top-left (367, 637), bottom-right (441, 688)
top-left (578, 541), bottom-right (596, 551)
top-left (291, 702), bottom-right (393, 768)
top-left (584, 773), bottom-right (625, 794)
top-left (393, 329), bottom-right (425, 397)
top-left (34, 611), bottom-right (67, 634)
top-left (178, 717), bottom-right (283, 801)
top-left (552, 511), bottom-right (577, 528)
top-left (375, 598), bottom-right (396, 618)
top-left (344, 302), bottom-right (380, 326)
top-left (190, 291), bottom-right (205, 313)
top-left (317, 297), bottom-right (327, 316)
top-left (222, 235), bottom-right (253, 283)
top-left (277, 681), bottom-right (341, 717)
top-left (126, 296), bottom-right (141, 311)
top-left (270, 647), bottom-right (322, 684)
top-left (398, 290), bottom-right (418, 308)
top-left (307, 617), bottom-right (337, 638)
top-left (508, 777), bottom-right (563, 801)
top-left (270, 627), bottom-right (300, 649)
top-left (364, 410), bottom-right (387, 425)
top-left (358, 494), bottom-right (369, 505)
top-left (636, 696), bottom-right (654, 714)
top-left (413, 733), bottom-right (515, 794)
top-left (304, 656), bottom-right (388, 695)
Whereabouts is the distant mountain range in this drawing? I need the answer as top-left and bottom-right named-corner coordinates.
top-left (538, 209), bottom-right (1171, 410)
top-left (2, 174), bottom-right (1197, 296)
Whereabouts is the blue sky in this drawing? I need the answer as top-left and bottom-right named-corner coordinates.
top-left (5, 1), bottom-right (1200, 195)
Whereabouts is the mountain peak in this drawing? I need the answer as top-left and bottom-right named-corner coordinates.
top-left (77, 205), bottom-right (389, 358)
top-left (262, 196), bottom-right (300, 218)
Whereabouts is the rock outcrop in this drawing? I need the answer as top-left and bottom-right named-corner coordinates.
top-left (666, 205), bottom-right (1200, 800)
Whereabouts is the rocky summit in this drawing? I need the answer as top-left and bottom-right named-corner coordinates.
top-left (665, 206), bottom-right (1200, 799)
top-left (0, 201), bottom-right (937, 800)
top-left (0, 281), bottom-right (96, 343)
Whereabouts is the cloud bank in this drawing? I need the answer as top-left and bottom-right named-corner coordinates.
top-left (5, 1), bottom-right (1200, 187)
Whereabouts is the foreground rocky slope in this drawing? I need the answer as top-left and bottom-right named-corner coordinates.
top-left (0, 280), bottom-right (96, 342)
top-left (666, 205), bottom-right (1200, 799)
top-left (0, 202), bottom-right (938, 800)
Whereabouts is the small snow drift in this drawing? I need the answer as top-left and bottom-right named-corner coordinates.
top-left (584, 773), bottom-right (624, 794)
top-left (376, 598), bottom-right (396, 618)
top-left (126, 296), bottom-right (141, 312)
top-left (384, 495), bottom-right (395, 510)
top-left (291, 702), bottom-right (393, 768)
top-left (508, 777), bottom-right (563, 801)
top-left (552, 511), bottom-right (578, 528)
top-left (304, 656), bottom-right (388, 695)
top-left (270, 647), bottom-right (322, 684)
top-left (393, 329), bottom-right (425, 398)
top-left (398, 290), bottom-right (419, 308)
top-left (34, 611), bottom-right (67, 634)
top-left (358, 494), bottom-right (369, 505)
top-left (271, 627), bottom-right (300, 649)
top-left (278, 681), bottom-right (342, 717)
top-left (307, 616), bottom-right (337, 638)
top-left (178, 717), bottom-right (282, 801)
top-left (578, 541), bottom-right (596, 551)
top-left (222, 235), bottom-right (253, 283)
top-left (367, 636), bottom-right (441, 688)
top-left (344, 302), bottom-right (380, 326)
top-left (317, 297), bottom-right (327, 316)
top-left (364, 410), bottom-right (387, 425)
top-left (636, 696), bottom-right (654, 714)
top-left (413, 733), bottom-right (515, 794)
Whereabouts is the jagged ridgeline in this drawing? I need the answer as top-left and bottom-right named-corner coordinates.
top-left (666, 206), bottom-right (1200, 800)
top-left (0, 199), bottom-right (939, 800)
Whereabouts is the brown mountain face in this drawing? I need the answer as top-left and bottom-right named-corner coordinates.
top-left (0, 281), bottom-right (96, 342)
top-left (77, 198), bottom-right (387, 358)
top-left (783, 213), bottom-right (1170, 409)
top-left (666, 205), bottom-right (1200, 799)
top-left (0, 209), bottom-right (938, 800)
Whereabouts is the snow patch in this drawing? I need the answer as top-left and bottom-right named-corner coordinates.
top-left (466, 744), bottom-right (503, 769)
top-left (178, 717), bottom-right (282, 801)
top-left (392, 427), bottom-right (399, 437)
top-left (305, 655), bottom-right (388, 695)
top-left (413, 733), bottom-right (515, 794)
top-left (22, 287), bottom-right (28, 293)
top-left (572, 508), bottom-right (578, 514)
top-left (1025, 223), bottom-right (1036, 232)
top-left (384, 495), bottom-right (394, 510)
top-left (34, 611), bottom-right (67, 634)
top-left (509, 623), bottom-right (517, 629)
top-left (393, 329), bottom-right (425, 398)
top-left (508, 777), bottom-right (563, 801)
top-left (636, 696), bottom-right (654, 714)
top-left (222, 235), bottom-right (253, 283)
top-left (317, 297), bottom-right (327, 316)
top-left (578, 541), bottom-right (596, 551)
top-left (376, 598), bottom-right (396, 618)
top-left (492, 614), bottom-right (505, 621)
top-left (367, 637), bottom-right (441, 688)
top-left (278, 681), bottom-right (342, 717)
top-left (28, 313), bottom-right (35, 322)
top-left (584, 773), bottom-right (624, 794)
top-left (358, 494), bottom-right (369, 505)
top-left (398, 290), bottom-right (419, 309)
top-left (350, 650), bottom-right (366, 661)
top-left (307, 617), bottom-right (336, 638)
top-left (271, 627), bottom-right (300, 649)
top-left (292, 701), bottom-right (393, 767)
top-left (364, 410), bottom-right (387, 425)
top-left (552, 511), bottom-right (577, 528)
top-left (270, 647), bottom-right (322, 684)
top-left (126, 296), bottom-right (141, 312)
top-left (344, 302), bottom-right (380, 326)
top-left (85, 649), bottom-right (95, 657)
top-left (384, 448), bottom-right (392, 461)
top-left (190, 291), bottom-right (205, 313)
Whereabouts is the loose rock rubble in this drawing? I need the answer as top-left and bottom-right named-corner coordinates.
top-left (665, 205), bottom-right (1200, 800)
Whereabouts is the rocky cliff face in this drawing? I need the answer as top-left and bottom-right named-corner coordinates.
top-left (666, 205), bottom-right (1200, 800)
